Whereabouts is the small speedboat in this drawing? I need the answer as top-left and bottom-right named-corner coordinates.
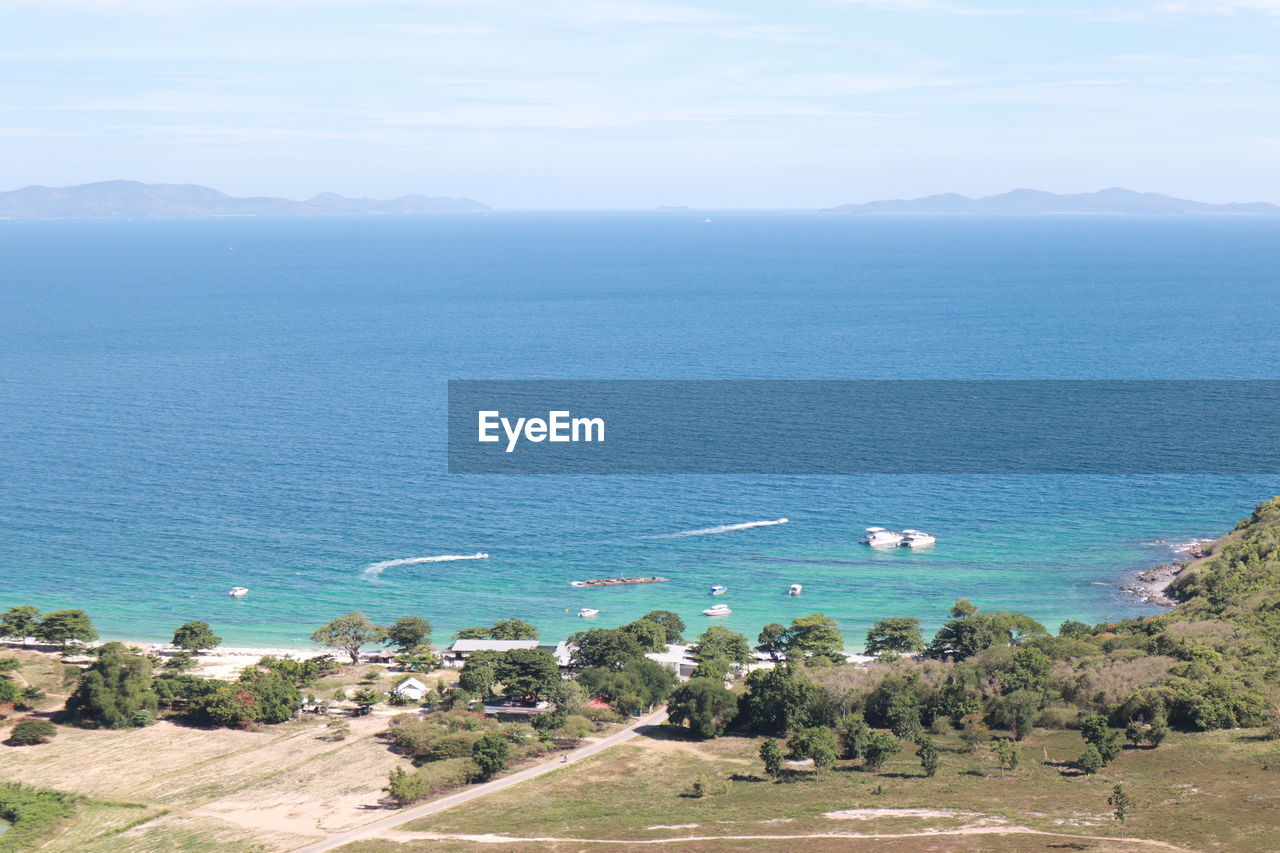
top-left (709, 585), bottom-right (728, 596)
top-left (229, 587), bottom-right (250, 598)
top-left (577, 608), bottom-right (599, 618)
top-left (901, 529), bottom-right (936, 548)
top-left (862, 527), bottom-right (904, 548)
top-left (788, 583), bottom-right (803, 596)
top-left (702, 603), bottom-right (732, 616)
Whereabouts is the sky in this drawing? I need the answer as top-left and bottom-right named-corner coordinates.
top-left (2, 0), bottom-right (1278, 208)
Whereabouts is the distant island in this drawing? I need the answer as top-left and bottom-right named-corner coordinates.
top-left (823, 187), bottom-right (1280, 215)
top-left (0, 180), bottom-right (490, 219)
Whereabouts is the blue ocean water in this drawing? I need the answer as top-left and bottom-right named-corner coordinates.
top-left (1, 212), bottom-right (1278, 649)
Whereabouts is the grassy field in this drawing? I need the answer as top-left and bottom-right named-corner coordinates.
top-left (334, 723), bottom-right (1280, 853)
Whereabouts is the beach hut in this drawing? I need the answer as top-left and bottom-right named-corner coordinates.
top-left (392, 676), bottom-right (430, 701)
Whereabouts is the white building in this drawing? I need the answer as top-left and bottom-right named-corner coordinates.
top-left (392, 676), bottom-right (430, 701)
top-left (645, 644), bottom-right (699, 680)
top-left (442, 638), bottom-right (540, 667)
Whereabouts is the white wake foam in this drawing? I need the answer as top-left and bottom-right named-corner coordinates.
top-left (362, 553), bottom-right (489, 577)
top-left (671, 518), bottom-right (789, 537)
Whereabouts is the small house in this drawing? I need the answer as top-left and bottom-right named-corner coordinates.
top-left (392, 676), bottom-right (430, 701)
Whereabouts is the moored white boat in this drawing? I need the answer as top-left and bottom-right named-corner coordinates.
top-left (702, 603), bottom-right (732, 616)
top-left (788, 583), bottom-right (803, 596)
top-left (709, 584), bottom-right (728, 596)
top-left (900, 529), bottom-right (936, 548)
top-left (229, 587), bottom-right (249, 597)
top-left (861, 526), bottom-right (904, 547)
top-left (577, 608), bottom-right (599, 618)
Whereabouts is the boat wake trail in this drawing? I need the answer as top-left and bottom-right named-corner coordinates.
top-left (362, 553), bottom-right (489, 578)
top-left (669, 518), bottom-right (789, 537)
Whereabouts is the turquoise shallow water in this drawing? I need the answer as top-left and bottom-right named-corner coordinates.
top-left (1, 212), bottom-right (1277, 648)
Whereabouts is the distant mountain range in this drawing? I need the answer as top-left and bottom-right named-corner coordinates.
top-left (0, 180), bottom-right (490, 219)
top-left (823, 187), bottom-right (1280, 215)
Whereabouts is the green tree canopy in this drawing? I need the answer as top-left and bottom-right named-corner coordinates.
top-left (172, 620), bottom-right (221, 654)
top-left (756, 623), bottom-right (788, 662)
top-left (640, 610), bottom-right (686, 644)
top-left (471, 731), bottom-right (510, 778)
top-left (489, 618), bottom-right (538, 640)
top-left (65, 642), bottom-right (157, 728)
top-left (310, 612), bottom-right (386, 664)
top-left (35, 610), bottom-right (98, 650)
top-left (788, 725), bottom-right (838, 773)
top-left (0, 605), bottom-right (41, 645)
top-left (496, 648), bottom-right (560, 702)
top-left (864, 617), bottom-right (924, 656)
top-left (782, 614), bottom-right (845, 664)
top-left (384, 617), bottom-right (433, 651)
top-left (692, 625), bottom-right (751, 665)
top-left (568, 627), bottom-right (648, 670)
top-left (667, 678), bottom-right (739, 738)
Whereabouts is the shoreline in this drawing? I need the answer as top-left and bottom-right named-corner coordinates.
top-left (1119, 539), bottom-right (1212, 606)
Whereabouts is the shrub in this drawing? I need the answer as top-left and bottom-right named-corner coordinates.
top-left (8, 720), bottom-right (57, 746)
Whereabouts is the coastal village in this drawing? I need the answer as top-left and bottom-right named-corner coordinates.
top-left (3, 502), bottom-right (1280, 852)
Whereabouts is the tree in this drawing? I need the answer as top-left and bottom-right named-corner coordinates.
top-left (783, 614), bottom-right (845, 663)
top-left (865, 618), bottom-right (924, 656)
top-left (190, 670), bottom-right (301, 726)
top-left (959, 713), bottom-right (990, 753)
top-left (759, 737), bottom-right (785, 780)
top-left (692, 625), bottom-right (751, 664)
top-left (311, 612), bottom-right (385, 664)
top-left (352, 687), bottom-right (381, 713)
top-left (0, 605), bottom-right (41, 646)
top-left (951, 598), bottom-right (979, 618)
top-left (756, 623), bottom-right (788, 662)
top-left (1109, 784), bottom-right (1131, 823)
top-left (737, 666), bottom-right (821, 734)
top-left (0, 680), bottom-right (17, 706)
top-left (65, 642), bottom-right (157, 728)
top-left (8, 719), bottom-right (57, 746)
top-left (916, 735), bottom-right (940, 777)
top-left (618, 619), bottom-right (667, 652)
top-left (172, 620), bottom-right (221, 654)
top-left (690, 657), bottom-right (732, 681)
top-left (1001, 646), bottom-right (1052, 694)
top-left (568, 628), bottom-right (647, 670)
top-left (384, 617), bottom-right (432, 651)
top-left (987, 689), bottom-right (1041, 741)
top-left (471, 731), bottom-right (510, 778)
top-left (640, 610), bottom-right (686, 644)
top-left (453, 626), bottom-right (490, 640)
top-left (458, 650), bottom-right (502, 696)
top-left (1080, 714), bottom-right (1121, 764)
top-left (35, 610), bottom-right (98, 650)
top-left (861, 731), bottom-right (901, 771)
top-left (1077, 744), bottom-right (1104, 775)
top-left (838, 714), bottom-right (869, 760)
top-left (489, 618), bottom-right (538, 640)
top-left (788, 726), bottom-right (839, 773)
top-left (668, 678), bottom-right (739, 738)
top-left (497, 648), bottom-right (560, 701)
top-left (992, 737), bottom-right (1020, 776)
top-left (386, 766), bottom-right (428, 805)
top-left (1059, 619), bottom-right (1092, 638)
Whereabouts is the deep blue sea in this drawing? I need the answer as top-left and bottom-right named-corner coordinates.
top-left (1, 212), bottom-right (1278, 649)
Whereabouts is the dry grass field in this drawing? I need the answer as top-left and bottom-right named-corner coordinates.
top-left (335, 723), bottom-right (1280, 853)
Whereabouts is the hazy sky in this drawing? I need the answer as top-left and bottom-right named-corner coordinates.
top-left (3, 0), bottom-right (1278, 208)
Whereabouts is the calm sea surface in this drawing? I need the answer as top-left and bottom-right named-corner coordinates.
top-left (1, 212), bottom-right (1278, 648)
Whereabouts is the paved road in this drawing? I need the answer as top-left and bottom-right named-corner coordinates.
top-left (292, 708), bottom-right (670, 853)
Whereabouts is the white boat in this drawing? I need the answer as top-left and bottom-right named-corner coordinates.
top-left (709, 585), bottom-right (728, 596)
top-left (900, 529), bottom-right (936, 548)
top-left (788, 583), bottom-right (803, 596)
top-left (577, 608), bottom-right (599, 618)
top-left (702, 603), bottom-right (732, 616)
top-left (228, 587), bottom-right (249, 597)
top-left (861, 527), bottom-right (904, 547)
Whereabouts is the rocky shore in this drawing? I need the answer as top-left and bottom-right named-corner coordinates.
top-left (1120, 540), bottom-right (1211, 606)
